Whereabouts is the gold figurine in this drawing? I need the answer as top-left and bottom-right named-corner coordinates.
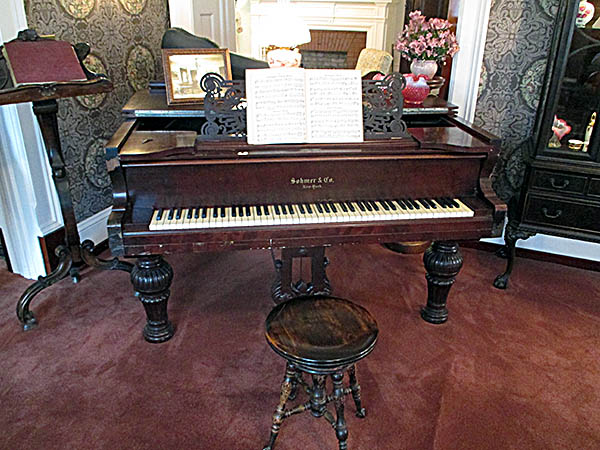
top-left (583, 112), bottom-right (596, 152)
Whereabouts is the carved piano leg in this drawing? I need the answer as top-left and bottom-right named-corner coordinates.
top-left (493, 221), bottom-right (535, 290)
top-left (271, 247), bottom-right (331, 303)
top-left (421, 241), bottom-right (463, 324)
top-left (130, 256), bottom-right (174, 343)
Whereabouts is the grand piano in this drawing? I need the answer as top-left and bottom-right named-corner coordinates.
top-left (105, 73), bottom-right (506, 343)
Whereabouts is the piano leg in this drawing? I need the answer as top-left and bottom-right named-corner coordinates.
top-left (130, 255), bottom-right (175, 343)
top-left (493, 221), bottom-right (535, 290)
top-left (421, 241), bottom-right (463, 324)
top-left (271, 247), bottom-right (331, 303)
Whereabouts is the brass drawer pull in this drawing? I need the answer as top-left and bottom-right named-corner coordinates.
top-left (549, 177), bottom-right (570, 189)
top-left (542, 207), bottom-right (562, 219)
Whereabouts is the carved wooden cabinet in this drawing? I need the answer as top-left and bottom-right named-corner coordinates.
top-left (495, 0), bottom-right (600, 288)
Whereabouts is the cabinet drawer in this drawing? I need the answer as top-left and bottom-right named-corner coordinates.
top-left (530, 170), bottom-right (587, 194)
top-left (590, 178), bottom-right (600, 197)
top-left (522, 194), bottom-right (600, 233)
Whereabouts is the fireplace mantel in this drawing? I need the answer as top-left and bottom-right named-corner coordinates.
top-left (238, 0), bottom-right (403, 60)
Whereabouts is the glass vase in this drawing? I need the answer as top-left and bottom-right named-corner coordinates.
top-left (410, 59), bottom-right (438, 80)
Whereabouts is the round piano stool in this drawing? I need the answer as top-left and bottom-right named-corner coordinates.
top-left (263, 295), bottom-right (378, 450)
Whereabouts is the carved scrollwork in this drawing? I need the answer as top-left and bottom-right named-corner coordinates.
top-left (198, 72), bottom-right (247, 141)
top-left (362, 72), bottom-right (409, 140)
top-left (198, 72), bottom-right (409, 142)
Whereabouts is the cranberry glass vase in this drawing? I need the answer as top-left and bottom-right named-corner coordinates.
top-left (402, 74), bottom-right (431, 104)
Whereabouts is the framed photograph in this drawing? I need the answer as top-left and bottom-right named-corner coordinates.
top-left (162, 48), bottom-right (232, 105)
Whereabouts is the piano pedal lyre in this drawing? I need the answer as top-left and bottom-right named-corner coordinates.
top-left (270, 246), bottom-right (331, 304)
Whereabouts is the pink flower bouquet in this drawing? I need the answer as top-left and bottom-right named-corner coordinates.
top-left (395, 10), bottom-right (459, 63)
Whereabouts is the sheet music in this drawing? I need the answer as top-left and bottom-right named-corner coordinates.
top-left (246, 68), bottom-right (307, 145)
top-left (245, 68), bottom-right (364, 145)
top-left (305, 69), bottom-right (364, 143)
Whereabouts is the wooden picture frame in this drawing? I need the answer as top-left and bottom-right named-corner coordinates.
top-left (162, 48), bottom-right (232, 105)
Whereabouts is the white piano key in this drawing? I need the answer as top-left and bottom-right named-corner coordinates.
top-left (454, 199), bottom-right (474, 217)
top-left (149, 209), bottom-right (161, 230)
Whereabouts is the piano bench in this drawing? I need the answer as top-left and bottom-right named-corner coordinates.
top-left (263, 295), bottom-right (379, 450)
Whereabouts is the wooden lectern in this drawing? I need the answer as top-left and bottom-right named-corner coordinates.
top-left (0, 29), bottom-right (132, 330)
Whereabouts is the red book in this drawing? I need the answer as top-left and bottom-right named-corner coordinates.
top-left (2, 39), bottom-right (87, 85)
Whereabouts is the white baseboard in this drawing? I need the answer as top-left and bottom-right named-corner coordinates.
top-left (77, 207), bottom-right (111, 246)
top-left (482, 234), bottom-right (600, 262)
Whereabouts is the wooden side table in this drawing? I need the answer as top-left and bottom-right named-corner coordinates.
top-left (0, 30), bottom-right (132, 330)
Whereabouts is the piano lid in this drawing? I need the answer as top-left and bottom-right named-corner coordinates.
top-left (121, 88), bottom-right (458, 119)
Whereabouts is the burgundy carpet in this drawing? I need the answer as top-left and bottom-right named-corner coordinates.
top-left (1, 244), bottom-right (600, 449)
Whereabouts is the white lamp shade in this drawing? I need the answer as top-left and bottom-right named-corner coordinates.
top-left (257, 4), bottom-right (311, 48)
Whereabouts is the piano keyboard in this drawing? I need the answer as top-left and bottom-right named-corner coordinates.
top-left (148, 198), bottom-right (474, 231)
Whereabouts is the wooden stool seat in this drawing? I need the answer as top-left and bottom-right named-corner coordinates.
top-left (266, 296), bottom-right (378, 373)
top-left (263, 295), bottom-right (378, 450)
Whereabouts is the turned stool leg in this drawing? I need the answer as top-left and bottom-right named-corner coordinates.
top-left (347, 365), bottom-right (366, 418)
top-left (264, 363), bottom-right (296, 450)
top-left (332, 372), bottom-right (348, 450)
top-left (289, 369), bottom-right (303, 401)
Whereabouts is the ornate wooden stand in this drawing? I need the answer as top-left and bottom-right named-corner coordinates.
top-left (0, 31), bottom-right (133, 330)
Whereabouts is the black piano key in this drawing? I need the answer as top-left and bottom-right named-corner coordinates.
top-left (231, 207), bottom-right (237, 218)
top-left (281, 204), bottom-right (288, 214)
top-left (274, 204), bottom-right (281, 215)
top-left (329, 202), bottom-right (338, 213)
top-left (156, 209), bottom-right (163, 221)
top-left (186, 209), bottom-right (193, 219)
top-left (167, 208), bottom-right (174, 220)
top-left (364, 201), bottom-right (373, 212)
top-left (238, 205), bottom-right (244, 216)
top-left (299, 204), bottom-right (306, 214)
top-left (369, 201), bottom-right (379, 211)
top-left (245, 205), bottom-right (251, 217)
top-left (435, 197), bottom-right (448, 207)
top-left (448, 197), bottom-right (460, 208)
top-left (263, 205), bottom-right (270, 215)
top-left (406, 198), bottom-right (418, 209)
top-left (394, 199), bottom-right (407, 210)
top-left (175, 209), bottom-right (182, 220)
top-left (340, 202), bottom-right (348, 212)
top-left (213, 208), bottom-right (218, 218)
top-left (287, 204), bottom-right (295, 215)
top-left (386, 200), bottom-right (397, 210)
top-left (306, 204), bottom-right (313, 214)
top-left (346, 202), bottom-right (356, 212)
top-left (428, 199), bottom-right (439, 209)
top-left (418, 199), bottom-right (431, 209)
top-left (379, 200), bottom-right (389, 211)
top-left (316, 203), bottom-right (324, 213)
top-left (357, 201), bottom-right (366, 212)
top-left (256, 206), bottom-right (262, 216)
top-left (200, 208), bottom-right (205, 219)
top-left (322, 202), bottom-right (331, 213)
top-left (220, 207), bottom-right (226, 218)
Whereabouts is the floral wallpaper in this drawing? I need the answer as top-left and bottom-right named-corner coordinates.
top-left (24, 0), bottom-right (169, 221)
top-left (474, 0), bottom-right (561, 202)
